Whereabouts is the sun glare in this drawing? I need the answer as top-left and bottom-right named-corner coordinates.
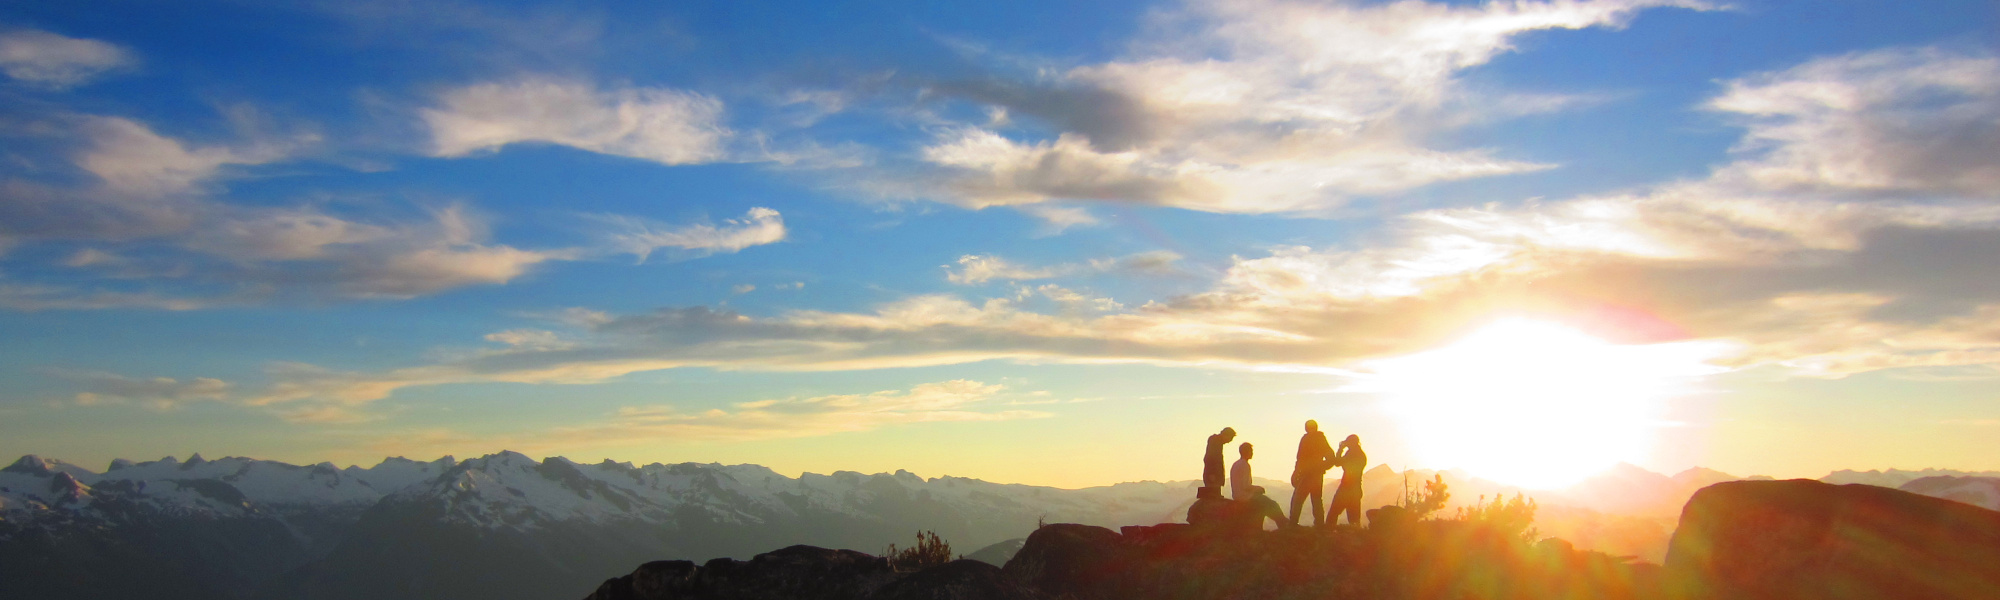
top-left (1354, 319), bottom-right (1729, 490)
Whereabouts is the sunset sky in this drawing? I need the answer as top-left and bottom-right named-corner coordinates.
top-left (2, 0), bottom-right (1996, 489)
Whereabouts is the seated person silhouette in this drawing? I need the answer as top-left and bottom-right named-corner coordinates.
top-left (1230, 442), bottom-right (1289, 529)
top-left (1329, 434), bottom-right (1367, 526)
top-left (1200, 427), bottom-right (1236, 497)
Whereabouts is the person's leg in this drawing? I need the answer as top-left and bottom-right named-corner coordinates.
top-left (1309, 486), bottom-right (1325, 527)
top-left (1332, 487), bottom-right (1361, 525)
top-left (1287, 484), bottom-right (1308, 525)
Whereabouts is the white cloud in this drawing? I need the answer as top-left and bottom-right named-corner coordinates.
top-left (77, 115), bottom-right (307, 197)
top-left (186, 204), bottom-right (567, 299)
top-left (346, 380), bottom-right (1048, 454)
top-left (484, 329), bottom-right (574, 350)
top-left (0, 29), bottom-right (134, 89)
top-left (902, 0), bottom-right (1705, 214)
top-left (946, 250), bottom-right (1182, 284)
top-left (53, 370), bottom-right (231, 410)
top-left (584, 379), bottom-right (1046, 442)
top-left (1706, 47), bottom-right (2000, 196)
top-left (590, 207), bottom-right (786, 263)
top-left (1017, 203), bottom-right (1101, 232)
top-left (0, 285), bottom-right (224, 311)
top-left (424, 77), bottom-right (729, 164)
top-left (947, 254), bottom-right (1066, 284)
top-left (0, 111), bottom-right (578, 307)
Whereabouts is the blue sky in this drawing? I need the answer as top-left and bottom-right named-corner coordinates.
top-left (2, 0), bottom-right (1997, 488)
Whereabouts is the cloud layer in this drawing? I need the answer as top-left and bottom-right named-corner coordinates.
top-left (210, 46), bottom-right (2000, 416)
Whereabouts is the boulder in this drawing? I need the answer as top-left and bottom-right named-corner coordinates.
top-left (582, 545), bottom-right (898, 600)
top-left (1184, 497), bottom-right (1253, 531)
top-left (1665, 479), bottom-right (2000, 600)
top-left (999, 524), bottom-right (1135, 600)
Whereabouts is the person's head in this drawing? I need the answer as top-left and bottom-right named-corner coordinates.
top-left (1304, 420), bottom-right (1319, 433)
top-left (1343, 434), bottom-right (1361, 448)
top-left (1239, 442), bottom-right (1254, 458)
top-left (1220, 427), bottom-right (1237, 441)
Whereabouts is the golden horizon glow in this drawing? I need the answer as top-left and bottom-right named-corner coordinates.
top-left (1353, 318), bottom-right (1732, 490)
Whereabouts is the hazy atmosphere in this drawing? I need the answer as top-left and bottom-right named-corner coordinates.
top-left (4, 0), bottom-right (1998, 491)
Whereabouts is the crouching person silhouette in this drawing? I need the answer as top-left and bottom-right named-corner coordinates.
top-left (1230, 442), bottom-right (1289, 529)
top-left (1200, 427), bottom-right (1236, 498)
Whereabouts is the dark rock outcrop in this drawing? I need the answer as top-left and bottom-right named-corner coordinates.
top-left (871, 560), bottom-right (1039, 600)
top-left (586, 519), bottom-right (1662, 600)
top-left (999, 524), bottom-right (1136, 600)
top-left (1665, 479), bottom-right (2000, 600)
top-left (584, 545), bottom-right (900, 600)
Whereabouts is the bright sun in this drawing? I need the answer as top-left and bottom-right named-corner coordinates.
top-left (1354, 319), bottom-right (1728, 490)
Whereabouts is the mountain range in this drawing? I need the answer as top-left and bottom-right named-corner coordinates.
top-left (4, 451), bottom-right (1994, 600)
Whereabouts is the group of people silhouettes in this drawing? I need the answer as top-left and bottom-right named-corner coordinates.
top-left (1201, 421), bottom-right (1366, 528)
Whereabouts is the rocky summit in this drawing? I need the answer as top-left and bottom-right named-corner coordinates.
top-left (588, 520), bottom-right (1664, 600)
top-left (588, 479), bottom-right (2000, 600)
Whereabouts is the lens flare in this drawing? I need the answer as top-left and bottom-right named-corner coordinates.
top-left (1352, 318), bottom-right (1731, 490)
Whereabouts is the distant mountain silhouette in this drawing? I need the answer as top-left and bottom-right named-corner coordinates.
top-left (1897, 475), bottom-right (2000, 510)
top-left (2, 451), bottom-right (1196, 600)
top-left (10, 451), bottom-right (1998, 600)
top-left (1818, 467), bottom-right (2000, 488)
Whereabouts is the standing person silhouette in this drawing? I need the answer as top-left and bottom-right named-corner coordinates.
top-left (1289, 420), bottom-right (1335, 526)
top-left (1203, 427), bottom-right (1237, 494)
top-left (1329, 434), bottom-right (1367, 526)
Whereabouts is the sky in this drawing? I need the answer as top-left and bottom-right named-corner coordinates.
top-left (1, 0), bottom-right (1996, 490)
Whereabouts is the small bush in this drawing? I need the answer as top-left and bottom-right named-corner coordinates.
top-left (1455, 492), bottom-right (1540, 543)
top-left (1403, 473), bottom-right (1452, 520)
top-left (885, 530), bottom-right (956, 571)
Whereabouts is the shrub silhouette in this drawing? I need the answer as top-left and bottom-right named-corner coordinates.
top-left (1456, 492), bottom-right (1541, 543)
top-left (884, 530), bottom-right (956, 571)
top-left (1404, 472), bottom-right (1452, 519)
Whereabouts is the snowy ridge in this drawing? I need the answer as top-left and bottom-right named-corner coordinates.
top-left (392, 451), bottom-right (1197, 531)
top-left (100, 454), bottom-right (384, 506)
top-left (0, 452), bottom-right (465, 532)
top-left (344, 455), bottom-right (457, 494)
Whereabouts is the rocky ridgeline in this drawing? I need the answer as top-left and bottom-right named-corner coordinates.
top-left (587, 520), bottom-right (1661, 600)
top-left (586, 479), bottom-right (2000, 600)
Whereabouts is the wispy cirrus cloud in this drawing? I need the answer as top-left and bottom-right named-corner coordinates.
top-left (0, 28), bottom-right (134, 89)
top-left (423, 77), bottom-right (729, 165)
top-left (1705, 46), bottom-right (2000, 196)
top-left (0, 101), bottom-right (785, 309)
top-left (568, 379), bottom-right (1045, 443)
top-left (588, 207), bottom-right (787, 263)
top-left (0, 112), bottom-right (570, 308)
top-left (49, 369), bottom-right (232, 410)
top-left (945, 250), bottom-right (1182, 284)
top-left (342, 380), bottom-right (1045, 459)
